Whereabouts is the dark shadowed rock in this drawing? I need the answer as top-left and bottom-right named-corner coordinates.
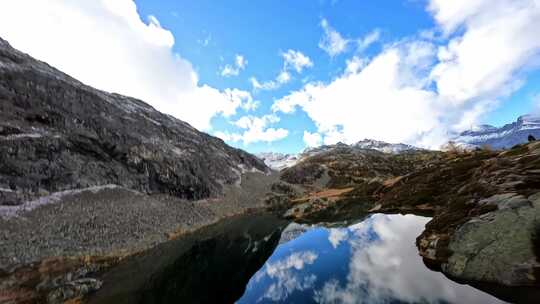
top-left (0, 37), bottom-right (267, 204)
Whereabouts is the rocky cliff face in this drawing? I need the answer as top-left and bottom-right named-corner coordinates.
top-left (0, 37), bottom-right (267, 206)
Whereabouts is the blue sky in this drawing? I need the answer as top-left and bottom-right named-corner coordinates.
top-left (1, 1), bottom-right (539, 154)
top-left (135, 0), bottom-right (436, 154)
top-left (135, 0), bottom-right (540, 153)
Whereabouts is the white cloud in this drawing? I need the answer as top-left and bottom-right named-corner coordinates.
top-left (314, 214), bottom-right (504, 304)
top-left (276, 71), bottom-right (292, 84)
top-left (328, 228), bottom-right (348, 249)
top-left (274, 41), bottom-right (442, 147)
top-left (276, 1), bottom-right (540, 149)
top-left (319, 19), bottom-right (380, 58)
top-left (223, 88), bottom-right (259, 112)
top-left (221, 54), bottom-right (247, 77)
top-left (357, 29), bottom-right (380, 52)
top-left (250, 50), bottom-right (312, 91)
top-left (250, 77), bottom-right (279, 91)
top-left (0, 0), bottom-right (252, 131)
top-left (319, 18), bottom-right (349, 57)
top-left (250, 70), bottom-right (292, 91)
top-left (344, 56), bottom-right (367, 75)
top-left (215, 114), bottom-right (289, 145)
top-left (429, 0), bottom-right (540, 106)
top-left (303, 131), bottom-right (323, 147)
top-left (255, 251), bottom-right (318, 302)
top-left (282, 49), bottom-right (314, 73)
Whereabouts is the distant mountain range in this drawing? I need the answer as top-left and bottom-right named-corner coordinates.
top-left (452, 114), bottom-right (540, 149)
top-left (259, 115), bottom-right (540, 171)
top-left (257, 139), bottom-right (421, 170)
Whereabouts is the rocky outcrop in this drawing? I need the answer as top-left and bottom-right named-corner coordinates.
top-left (268, 141), bottom-right (540, 288)
top-left (0, 37), bottom-right (267, 206)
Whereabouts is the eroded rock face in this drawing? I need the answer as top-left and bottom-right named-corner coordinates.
top-left (0, 37), bottom-right (267, 204)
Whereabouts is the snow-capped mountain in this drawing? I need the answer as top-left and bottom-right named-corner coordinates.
top-left (352, 139), bottom-right (420, 154)
top-left (302, 140), bottom-right (420, 158)
top-left (453, 114), bottom-right (540, 149)
top-left (258, 139), bottom-right (421, 170)
top-left (256, 152), bottom-right (299, 171)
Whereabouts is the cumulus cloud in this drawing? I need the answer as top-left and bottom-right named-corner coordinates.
top-left (0, 0), bottom-right (253, 131)
top-left (221, 54), bottom-right (247, 77)
top-left (277, 0), bottom-right (540, 148)
top-left (254, 251), bottom-right (318, 302)
top-left (273, 41), bottom-right (441, 146)
top-left (214, 114), bottom-right (289, 145)
top-left (315, 214), bottom-right (504, 304)
top-left (328, 228), bottom-right (348, 249)
top-left (250, 49), bottom-right (313, 91)
top-left (429, 0), bottom-right (540, 105)
top-left (282, 49), bottom-right (314, 73)
top-left (303, 131), bottom-right (323, 147)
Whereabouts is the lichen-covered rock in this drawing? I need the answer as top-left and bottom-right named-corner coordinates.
top-left (0, 37), bottom-right (267, 204)
top-left (443, 192), bottom-right (540, 286)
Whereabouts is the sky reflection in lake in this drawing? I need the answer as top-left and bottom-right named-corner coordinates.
top-left (237, 214), bottom-right (506, 304)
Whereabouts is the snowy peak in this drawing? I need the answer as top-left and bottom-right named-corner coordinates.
top-left (453, 114), bottom-right (540, 149)
top-left (303, 139), bottom-right (420, 157)
top-left (518, 114), bottom-right (540, 130)
top-left (256, 152), bottom-right (299, 171)
top-left (352, 139), bottom-right (419, 154)
top-left (258, 139), bottom-right (421, 170)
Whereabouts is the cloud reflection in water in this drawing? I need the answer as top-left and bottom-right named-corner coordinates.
top-left (237, 214), bottom-right (506, 304)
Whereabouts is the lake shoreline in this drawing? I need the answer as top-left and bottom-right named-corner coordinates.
top-left (0, 171), bottom-right (278, 304)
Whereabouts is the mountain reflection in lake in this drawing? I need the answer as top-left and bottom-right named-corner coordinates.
top-left (236, 214), bottom-right (506, 304)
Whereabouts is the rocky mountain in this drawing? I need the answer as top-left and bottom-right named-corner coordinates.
top-left (303, 140), bottom-right (420, 158)
top-left (258, 140), bottom-right (421, 171)
top-left (352, 138), bottom-right (420, 153)
top-left (0, 37), bottom-right (268, 206)
top-left (256, 152), bottom-right (298, 171)
top-left (453, 114), bottom-right (540, 149)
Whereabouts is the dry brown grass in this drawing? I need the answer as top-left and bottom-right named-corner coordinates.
top-left (291, 187), bottom-right (355, 203)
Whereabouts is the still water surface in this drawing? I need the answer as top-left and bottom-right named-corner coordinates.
top-left (236, 214), bottom-right (506, 304)
top-left (90, 213), bottom-right (510, 304)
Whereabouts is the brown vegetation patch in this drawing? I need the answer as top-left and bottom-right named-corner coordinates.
top-left (292, 187), bottom-right (354, 203)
